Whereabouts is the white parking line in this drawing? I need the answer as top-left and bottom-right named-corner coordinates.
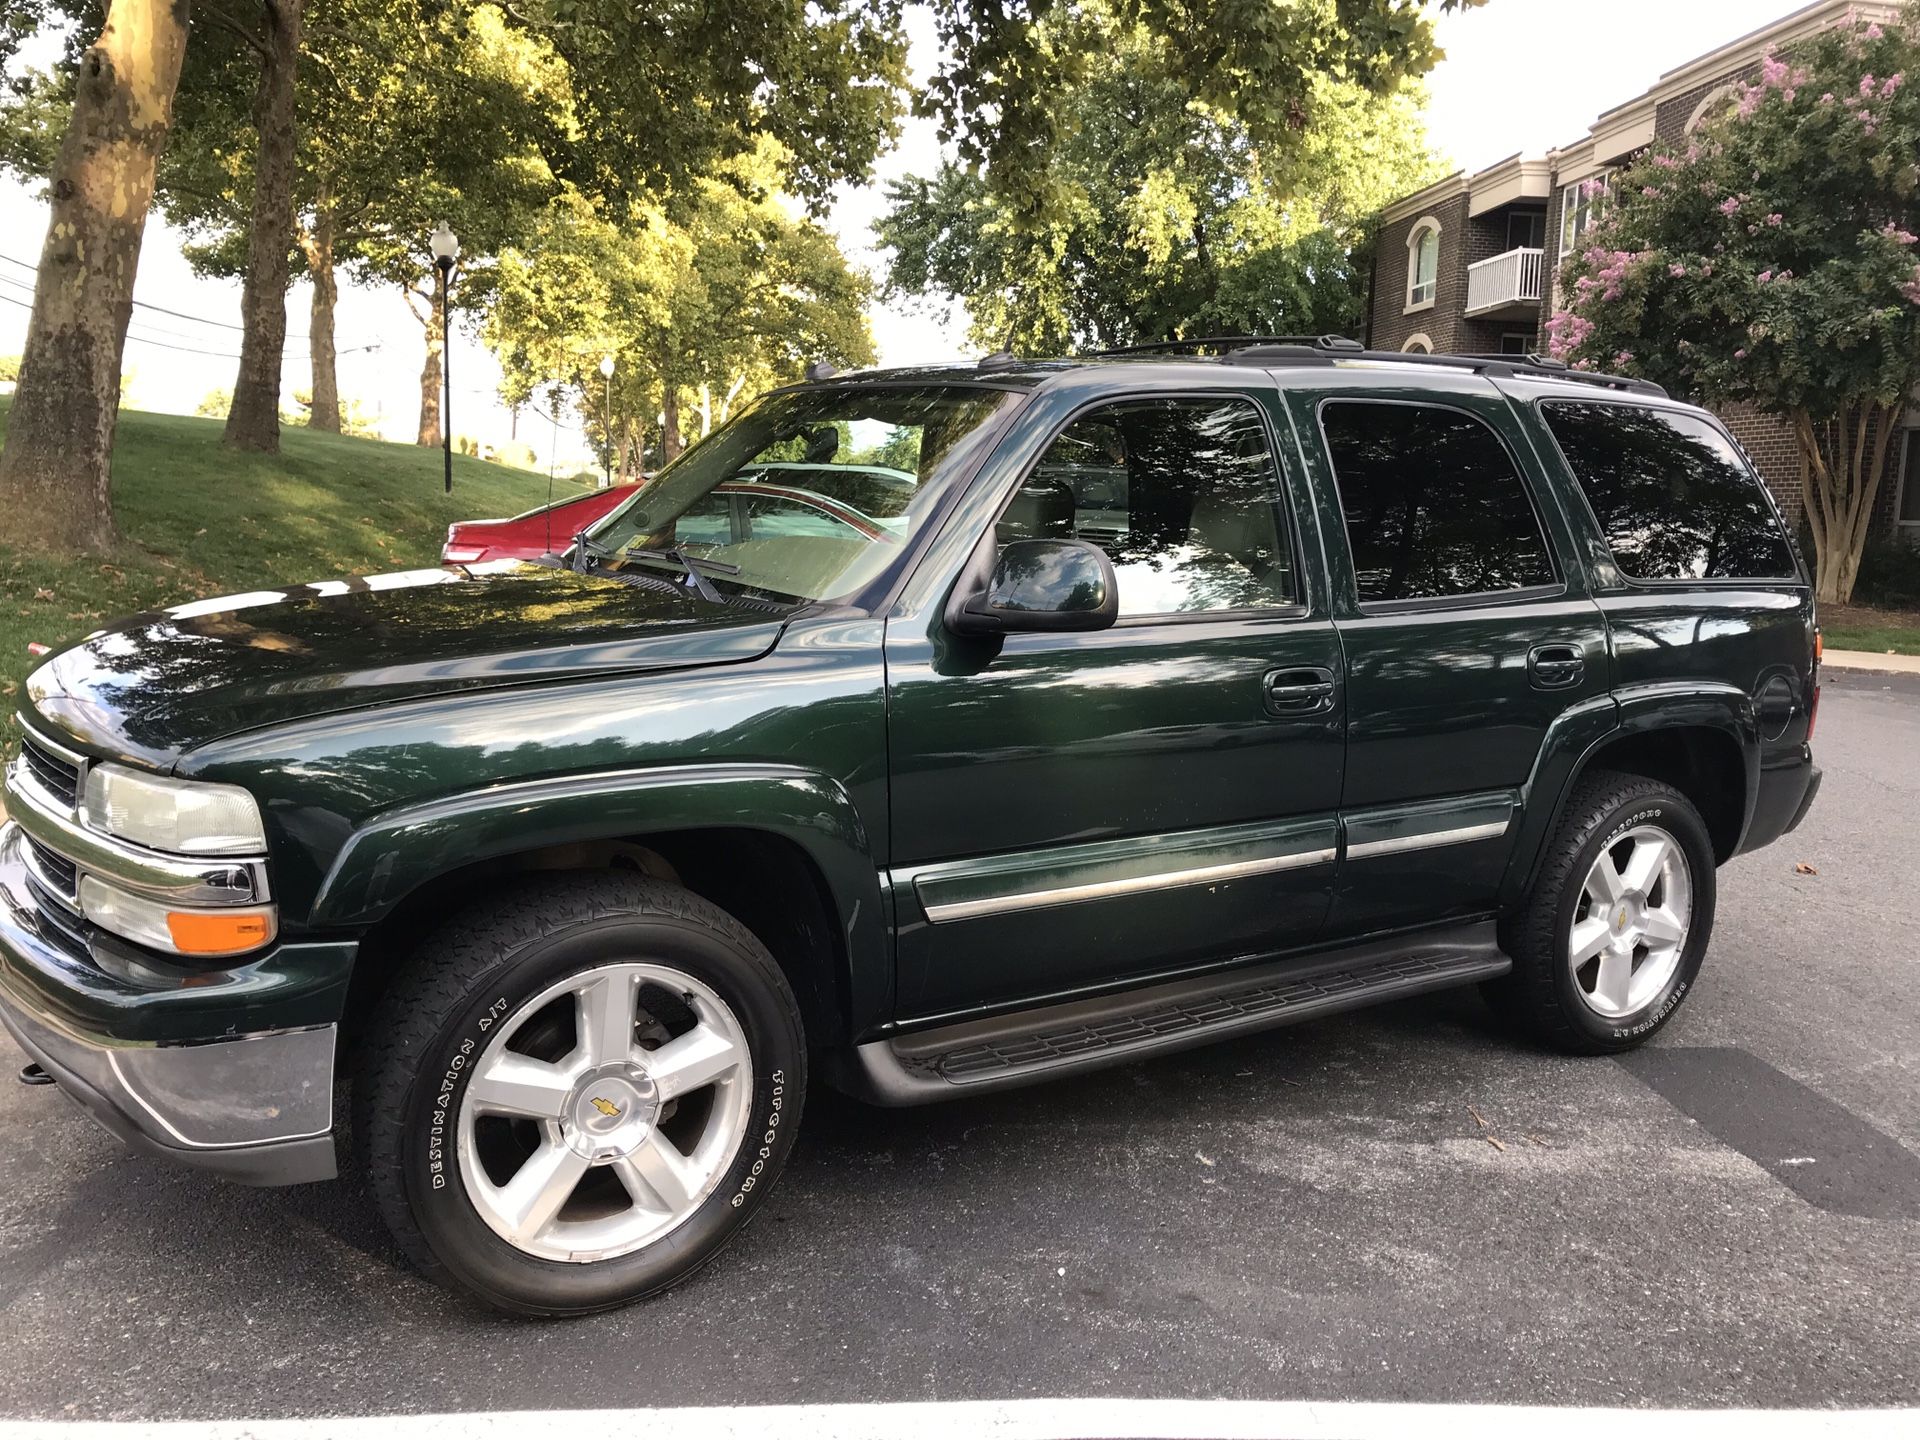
top-left (0, 1401), bottom-right (1916, 1440)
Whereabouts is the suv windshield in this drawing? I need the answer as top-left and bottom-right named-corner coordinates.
top-left (581, 385), bottom-right (1016, 604)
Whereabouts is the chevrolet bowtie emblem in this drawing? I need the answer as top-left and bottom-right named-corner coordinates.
top-left (589, 1096), bottom-right (622, 1118)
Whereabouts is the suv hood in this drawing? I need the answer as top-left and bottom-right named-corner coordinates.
top-left (24, 563), bottom-right (786, 769)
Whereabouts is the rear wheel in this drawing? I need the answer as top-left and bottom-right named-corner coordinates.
top-left (355, 872), bottom-right (805, 1316)
top-left (1489, 770), bottom-right (1716, 1054)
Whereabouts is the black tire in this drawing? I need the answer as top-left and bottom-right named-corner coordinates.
top-left (354, 871), bottom-right (805, 1318)
top-left (1487, 769), bottom-right (1717, 1055)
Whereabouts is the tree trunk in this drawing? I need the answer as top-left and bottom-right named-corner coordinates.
top-left (412, 286), bottom-right (442, 447)
top-left (0, 0), bottom-right (190, 553)
top-left (223, 0), bottom-right (303, 453)
top-left (1793, 401), bottom-right (1899, 606)
top-left (302, 186), bottom-right (340, 432)
top-left (661, 384), bottom-right (683, 460)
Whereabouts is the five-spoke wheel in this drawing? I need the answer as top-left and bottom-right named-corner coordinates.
top-left (1566, 824), bottom-right (1692, 1018)
top-left (458, 962), bottom-right (753, 1262)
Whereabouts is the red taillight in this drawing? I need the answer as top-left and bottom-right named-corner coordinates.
top-left (1807, 684), bottom-right (1821, 742)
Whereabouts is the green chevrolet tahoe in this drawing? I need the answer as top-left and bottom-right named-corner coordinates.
top-left (0, 337), bottom-right (1822, 1315)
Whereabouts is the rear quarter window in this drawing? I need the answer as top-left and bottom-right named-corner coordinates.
top-left (1539, 401), bottom-right (1797, 581)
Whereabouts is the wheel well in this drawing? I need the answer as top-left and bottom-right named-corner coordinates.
top-left (339, 829), bottom-right (851, 1059)
top-left (1575, 727), bottom-right (1746, 861)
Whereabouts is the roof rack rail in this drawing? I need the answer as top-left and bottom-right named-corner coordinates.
top-left (1088, 334), bottom-right (1363, 357)
top-left (1217, 335), bottom-right (1666, 397)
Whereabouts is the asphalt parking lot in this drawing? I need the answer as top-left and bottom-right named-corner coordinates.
top-left (1, 670), bottom-right (1916, 1423)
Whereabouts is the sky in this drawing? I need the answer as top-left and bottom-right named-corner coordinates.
top-left (0, 0), bottom-right (1821, 468)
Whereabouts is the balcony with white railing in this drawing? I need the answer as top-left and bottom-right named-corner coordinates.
top-left (1465, 246), bottom-right (1545, 319)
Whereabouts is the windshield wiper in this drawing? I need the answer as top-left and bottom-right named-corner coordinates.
top-left (569, 530), bottom-right (621, 574)
top-left (624, 546), bottom-right (741, 605)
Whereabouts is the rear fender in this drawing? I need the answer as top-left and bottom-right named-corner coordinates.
top-left (1500, 682), bottom-right (1758, 906)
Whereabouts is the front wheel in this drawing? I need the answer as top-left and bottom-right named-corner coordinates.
top-left (355, 873), bottom-right (805, 1317)
top-left (1489, 770), bottom-right (1717, 1055)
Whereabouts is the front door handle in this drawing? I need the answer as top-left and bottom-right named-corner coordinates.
top-left (1528, 643), bottom-right (1586, 691)
top-left (1263, 665), bottom-right (1337, 716)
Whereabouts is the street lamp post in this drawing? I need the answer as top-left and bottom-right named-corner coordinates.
top-left (598, 355), bottom-right (615, 489)
top-left (430, 223), bottom-right (460, 494)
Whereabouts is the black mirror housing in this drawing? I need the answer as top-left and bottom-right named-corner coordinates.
top-left (948, 538), bottom-right (1119, 636)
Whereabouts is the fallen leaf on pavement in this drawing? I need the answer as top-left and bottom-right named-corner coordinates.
top-left (1467, 1104), bottom-right (1490, 1129)
top-left (1794, 862), bottom-right (1818, 875)
top-left (1486, 1136), bottom-right (1507, 1152)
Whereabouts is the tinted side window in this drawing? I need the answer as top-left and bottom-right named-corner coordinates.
top-left (1005, 397), bottom-right (1296, 616)
top-left (1320, 401), bottom-right (1557, 603)
top-left (1540, 402), bottom-right (1796, 581)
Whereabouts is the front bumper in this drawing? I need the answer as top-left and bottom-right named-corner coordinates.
top-left (0, 822), bottom-right (340, 1185)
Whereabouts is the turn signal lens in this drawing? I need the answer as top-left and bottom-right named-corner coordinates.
top-left (165, 910), bottom-right (276, 956)
top-left (1814, 630), bottom-right (1824, 665)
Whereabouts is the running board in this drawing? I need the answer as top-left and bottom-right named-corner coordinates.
top-left (837, 924), bottom-right (1509, 1105)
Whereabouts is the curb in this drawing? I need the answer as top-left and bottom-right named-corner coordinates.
top-left (1822, 648), bottom-right (1920, 674)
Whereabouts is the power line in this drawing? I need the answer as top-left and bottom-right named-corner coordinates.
top-left (0, 290), bottom-right (382, 361)
top-left (0, 249), bottom-right (356, 345)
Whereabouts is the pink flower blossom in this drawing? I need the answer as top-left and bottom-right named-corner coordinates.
top-left (1766, 213), bottom-right (1784, 227)
top-left (1652, 153), bottom-right (1679, 169)
top-left (1718, 196), bottom-right (1743, 215)
top-left (1861, 74), bottom-right (1878, 96)
top-left (1882, 74), bottom-right (1904, 97)
top-left (1868, 23), bottom-right (1886, 40)
top-left (1761, 54), bottom-right (1789, 88)
top-left (1757, 269), bottom-right (1773, 282)
top-left (1642, 185), bottom-right (1659, 197)
top-left (1670, 262), bottom-right (1688, 277)
top-left (1882, 222), bottom-right (1919, 245)
top-left (1734, 348), bottom-right (1747, 359)
top-left (1820, 92), bottom-right (1836, 104)
top-left (1614, 351), bottom-right (1634, 367)
top-left (1900, 264), bottom-right (1920, 305)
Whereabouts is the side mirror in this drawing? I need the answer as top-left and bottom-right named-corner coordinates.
top-left (948, 538), bottom-right (1118, 636)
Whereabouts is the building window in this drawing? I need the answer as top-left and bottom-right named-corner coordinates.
top-left (1406, 218), bottom-right (1440, 311)
top-left (1898, 430), bottom-right (1920, 528)
top-left (1559, 175), bottom-right (1611, 256)
top-left (1685, 84), bottom-right (1739, 135)
top-left (1403, 333), bottom-right (1434, 354)
top-left (1500, 332), bottom-right (1536, 356)
top-left (1506, 209), bottom-right (1546, 251)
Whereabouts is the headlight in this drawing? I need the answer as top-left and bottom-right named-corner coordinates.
top-left (82, 764), bottom-right (266, 856)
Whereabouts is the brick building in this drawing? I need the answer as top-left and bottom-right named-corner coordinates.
top-left (1368, 0), bottom-right (1919, 547)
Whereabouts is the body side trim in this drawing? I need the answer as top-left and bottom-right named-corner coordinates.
top-left (898, 816), bottom-right (1338, 927)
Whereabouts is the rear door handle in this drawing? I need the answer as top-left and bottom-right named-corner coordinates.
top-left (1263, 665), bottom-right (1337, 716)
top-left (1528, 643), bottom-right (1586, 690)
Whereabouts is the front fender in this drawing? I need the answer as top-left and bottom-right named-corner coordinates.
top-left (1500, 682), bottom-right (1758, 906)
top-left (308, 763), bottom-right (889, 1024)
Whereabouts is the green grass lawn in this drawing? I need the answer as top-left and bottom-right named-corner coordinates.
top-left (1821, 602), bottom-right (1920, 656)
top-left (1823, 622), bottom-right (1920, 655)
top-left (0, 398), bottom-right (591, 734)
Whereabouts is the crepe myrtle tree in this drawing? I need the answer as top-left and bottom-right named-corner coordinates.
top-left (1549, 10), bottom-right (1920, 605)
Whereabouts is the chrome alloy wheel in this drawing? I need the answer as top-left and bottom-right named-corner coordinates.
top-left (456, 962), bottom-right (753, 1263)
top-left (1568, 824), bottom-right (1693, 1019)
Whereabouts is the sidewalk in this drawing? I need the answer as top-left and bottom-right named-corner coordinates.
top-left (1824, 648), bottom-right (1920, 674)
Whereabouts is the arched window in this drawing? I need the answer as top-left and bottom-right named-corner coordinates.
top-left (1685, 83), bottom-right (1738, 134)
top-left (1402, 333), bottom-right (1434, 354)
top-left (1406, 218), bottom-right (1440, 311)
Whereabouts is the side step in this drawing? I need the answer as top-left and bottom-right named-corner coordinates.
top-left (838, 924), bottom-right (1510, 1105)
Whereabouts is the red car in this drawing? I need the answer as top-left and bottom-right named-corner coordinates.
top-left (441, 484), bottom-right (640, 565)
top-left (442, 464), bottom-right (911, 565)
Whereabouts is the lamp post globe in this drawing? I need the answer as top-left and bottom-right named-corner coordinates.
top-left (430, 224), bottom-right (459, 494)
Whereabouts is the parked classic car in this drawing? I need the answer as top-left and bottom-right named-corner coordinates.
top-left (2, 336), bottom-right (1821, 1316)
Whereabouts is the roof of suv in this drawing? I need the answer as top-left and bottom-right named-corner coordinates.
top-left (804, 335), bottom-right (1668, 401)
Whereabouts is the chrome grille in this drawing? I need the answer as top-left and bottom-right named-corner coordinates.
top-left (22, 833), bottom-right (78, 902)
top-left (19, 733), bottom-right (81, 810)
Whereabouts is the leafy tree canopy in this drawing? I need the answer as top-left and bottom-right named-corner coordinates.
top-left (1551, 7), bottom-right (1920, 602)
top-left (878, 15), bottom-right (1442, 352)
top-left (486, 140), bottom-right (876, 459)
